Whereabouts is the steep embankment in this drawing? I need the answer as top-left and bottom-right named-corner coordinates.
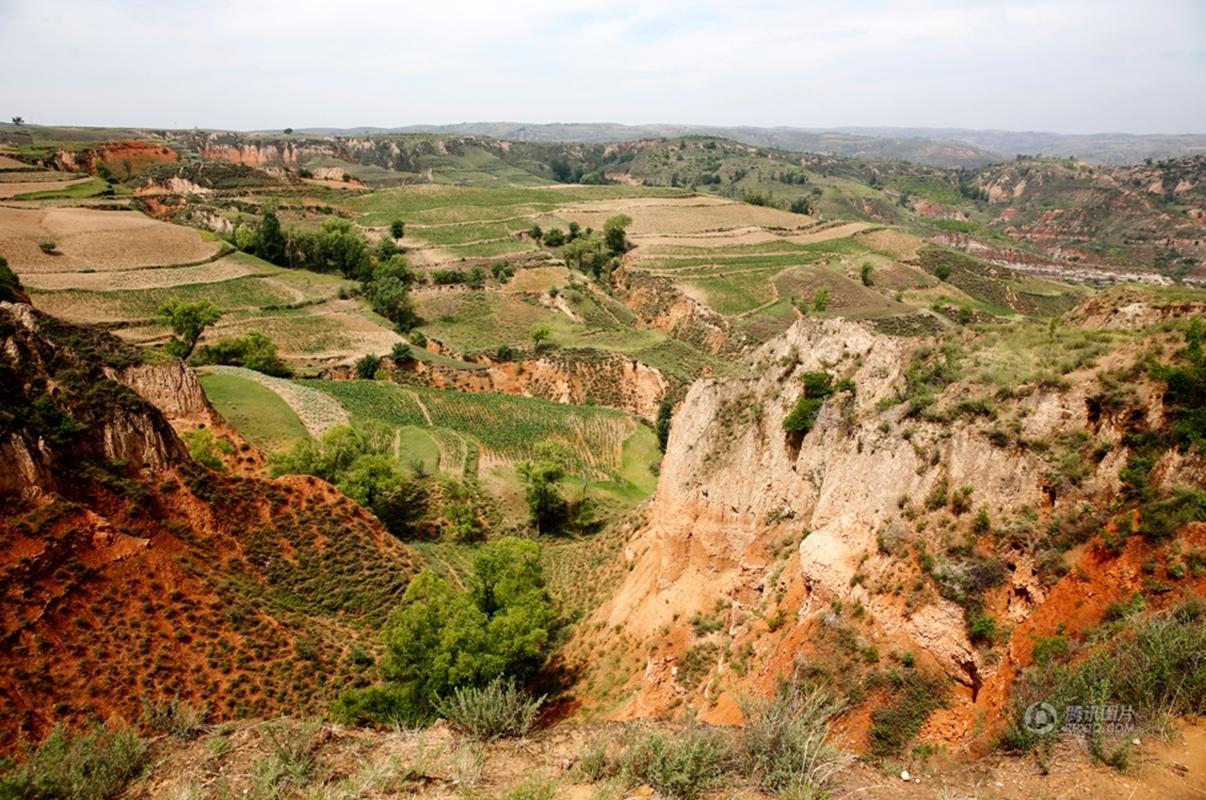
top-left (0, 302), bottom-right (415, 751)
top-left (405, 350), bottom-right (670, 419)
top-left (570, 304), bottom-right (1205, 751)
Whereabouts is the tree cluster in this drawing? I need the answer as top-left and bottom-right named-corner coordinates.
top-left (332, 537), bottom-right (555, 726)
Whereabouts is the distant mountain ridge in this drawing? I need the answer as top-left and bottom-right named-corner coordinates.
top-left (284, 122), bottom-right (1206, 167)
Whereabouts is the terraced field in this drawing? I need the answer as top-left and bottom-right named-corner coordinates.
top-left (0, 206), bottom-right (223, 271)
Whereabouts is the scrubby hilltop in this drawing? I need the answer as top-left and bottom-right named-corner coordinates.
top-left (0, 300), bottom-right (415, 750)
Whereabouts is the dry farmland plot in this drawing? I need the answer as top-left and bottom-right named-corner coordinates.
top-left (181, 300), bottom-right (404, 364)
top-left (0, 207), bottom-right (222, 271)
top-left (27, 254), bottom-right (348, 323)
top-left (19, 253), bottom-right (261, 291)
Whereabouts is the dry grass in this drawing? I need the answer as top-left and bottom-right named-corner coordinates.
top-left (0, 207), bottom-right (221, 271)
top-left (19, 254), bottom-right (260, 291)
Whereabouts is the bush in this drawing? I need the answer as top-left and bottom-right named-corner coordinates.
top-left (783, 371), bottom-right (850, 435)
top-left (620, 725), bottom-right (732, 800)
top-left (355, 354), bottom-right (380, 379)
top-left (1002, 600), bottom-right (1206, 757)
top-left (334, 538), bottom-right (555, 726)
top-left (436, 677), bottom-right (544, 740)
top-left (194, 331), bottom-right (291, 377)
top-left (867, 670), bottom-right (948, 758)
top-left (968, 613), bottom-right (997, 645)
top-left (390, 342), bottom-right (412, 363)
top-left (0, 256), bottom-right (24, 302)
top-left (140, 697), bottom-right (208, 738)
top-left (737, 683), bottom-right (846, 795)
top-left (0, 722), bottom-right (147, 800)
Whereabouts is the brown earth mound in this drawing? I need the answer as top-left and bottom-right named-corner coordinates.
top-left (0, 302), bottom-right (415, 752)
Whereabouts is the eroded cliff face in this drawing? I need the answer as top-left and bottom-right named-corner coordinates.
top-left (610, 266), bottom-right (745, 355)
top-left (574, 312), bottom-right (1200, 746)
top-left (408, 351), bottom-right (670, 419)
top-left (0, 302), bottom-right (189, 497)
top-left (45, 140), bottom-right (179, 177)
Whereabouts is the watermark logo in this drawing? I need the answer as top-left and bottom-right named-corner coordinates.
top-left (1023, 701), bottom-right (1059, 735)
top-left (1023, 702), bottom-right (1136, 737)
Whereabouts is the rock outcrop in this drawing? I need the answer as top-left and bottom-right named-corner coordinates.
top-left (406, 351), bottom-right (670, 419)
top-left (576, 308), bottom-right (1200, 745)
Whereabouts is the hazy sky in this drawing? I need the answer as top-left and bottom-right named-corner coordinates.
top-left (2, 0), bottom-right (1204, 133)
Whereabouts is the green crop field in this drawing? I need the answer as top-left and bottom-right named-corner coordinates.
top-left (309, 379), bottom-right (637, 473)
top-left (199, 371), bottom-right (309, 451)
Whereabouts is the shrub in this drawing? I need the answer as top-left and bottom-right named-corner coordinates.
top-left (968, 613), bottom-right (997, 645)
top-left (860, 262), bottom-right (874, 286)
top-left (737, 683), bottom-right (846, 795)
top-left (140, 696), bottom-right (208, 738)
top-left (1003, 600), bottom-right (1206, 757)
top-left (436, 677), bottom-right (544, 740)
top-left (950, 485), bottom-right (974, 515)
top-left (867, 670), bottom-right (948, 758)
top-left (38, 240), bottom-right (58, 254)
top-left (811, 286), bottom-right (830, 313)
top-left (783, 371), bottom-right (849, 435)
top-left (0, 256), bottom-right (23, 302)
top-left (185, 428), bottom-right (232, 472)
top-left (194, 331), bottom-right (291, 377)
top-left (390, 342), bottom-right (412, 363)
top-left (925, 477), bottom-right (949, 511)
top-left (355, 354), bottom-right (380, 379)
top-left (0, 722), bottom-right (147, 800)
top-left (334, 538), bottom-right (555, 726)
top-left (620, 725), bottom-right (732, 799)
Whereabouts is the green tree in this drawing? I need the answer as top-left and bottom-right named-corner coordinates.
top-left (603, 214), bottom-right (633, 255)
top-left (194, 331), bottom-right (290, 377)
top-left (543, 228), bottom-right (565, 247)
top-left (655, 398), bottom-right (673, 452)
top-left (256, 208), bottom-right (287, 265)
top-left (333, 538), bottom-right (555, 725)
top-left (528, 224), bottom-right (543, 242)
top-left (155, 300), bottom-right (221, 359)
top-left (529, 323), bottom-right (553, 349)
top-left (389, 219), bottom-right (406, 239)
top-left (363, 254), bottom-right (418, 331)
top-left (516, 458), bottom-right (567, 534)
top-left (812, 286), bottom-right (830, 313)
top-left (318, 218), bottom-right (371, 279)
top-left (337, 454), bottom-right (405, 509)
top-left (860, 262), bottom-right (874, 286)
top-left (789, 197), bottom-right (812, 215)
top-left (233, 223), bottom-right (259, 253)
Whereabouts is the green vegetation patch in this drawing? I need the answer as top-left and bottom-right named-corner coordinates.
top-left (199, 371), bottom-right (308, 452)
